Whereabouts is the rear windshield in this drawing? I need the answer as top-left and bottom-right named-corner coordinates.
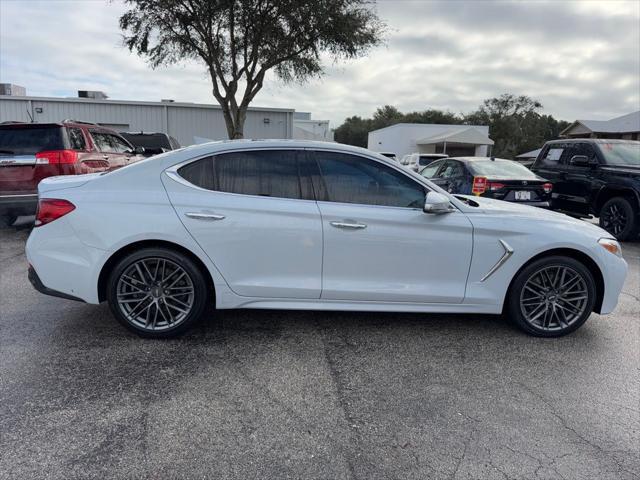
top-left (418, 157), bottom-right (435, 166)
top-left (599, 142), bottom-right (640, 166)
top-left (0, 127), bottom-right (65, 155)
top-left (121, 133), bottom-right (171, 150)
top-left (469, 160), bottom-right (538, 179)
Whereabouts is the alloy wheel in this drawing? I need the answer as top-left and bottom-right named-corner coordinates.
top-left (116, 257), bottom-right (195, 331)
top-left (519, 265), bottom-right (589, 332)
top-left (601, 202), bottom-right (628, 237)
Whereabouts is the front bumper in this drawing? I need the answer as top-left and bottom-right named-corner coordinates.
top-left (597, 252), bottom-right (628, 314)
top-left (0, 193), bottom-right (37, 216)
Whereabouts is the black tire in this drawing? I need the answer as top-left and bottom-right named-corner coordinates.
top-left (507, 255), bottom-right (596, 337)
top-left (106, 247), bottom-right (210, 338)
top-left (0, 215), bottom-right (17, 228)
top-left (599, 197), bottom-right (638, 241)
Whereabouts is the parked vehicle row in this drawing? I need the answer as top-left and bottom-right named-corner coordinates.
top-left (420, 157), bottom-right (553, 207)
top-left (26, 141), bottom-right (626, 339)
top-left (0, 121), bottom-right (181, 226)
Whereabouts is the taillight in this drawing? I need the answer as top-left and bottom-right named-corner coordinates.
top-left (487, 181), bottom-right (506, 191)
top-left (472, 176), bottom-right (487, 195)
top-left (35, 149), bottom-right (78, 164)
top-left (543, 182), bottom-right (553, 194)
top-left (35, 199), bottom-right (75, 227)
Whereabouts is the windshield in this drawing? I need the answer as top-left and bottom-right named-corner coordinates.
top-left (599, 142), bottom-right (640, 166)
top-left (469, 160), bottom-right (538, 179)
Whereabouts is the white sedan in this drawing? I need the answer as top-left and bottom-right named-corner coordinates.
top-left (26, 140), bottom-right (627, 338)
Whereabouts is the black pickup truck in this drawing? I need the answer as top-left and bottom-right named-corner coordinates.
top-left (531, 139), bottom-right (640, 240)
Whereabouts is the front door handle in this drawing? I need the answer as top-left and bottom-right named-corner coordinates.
top-left (330, 221), bottom-right (367, 230)
top-left (185, 212), bottom-right (226, 221)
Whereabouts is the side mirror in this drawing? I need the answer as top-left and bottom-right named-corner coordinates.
top-left (134, 146), bottom-right (146, 155)
top-left (570, 155), bottom-right (595, 167)
top-left (423, 191), bottom-right (454, 214)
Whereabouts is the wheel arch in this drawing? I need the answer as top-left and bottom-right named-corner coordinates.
top-left (594, 186), bottom-right (639, 215)
top-left (97, 239), bottom-right (216, 304)
top-left (504, 248), bottom-right (605, 314)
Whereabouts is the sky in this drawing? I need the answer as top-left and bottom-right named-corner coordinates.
top-left (0, 0), bottom-right (639, 127)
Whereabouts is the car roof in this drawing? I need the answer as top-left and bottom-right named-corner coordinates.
top-left (545, 138), bottom-right (640, 145)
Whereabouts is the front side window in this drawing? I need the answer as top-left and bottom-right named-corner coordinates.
top-left (178, 150), bottom-right (311, 200)
top-left (109, 134), bottom-right (133, 153)
top-left (439, 161), bottom-right (464, 178)
top-left (598, 142), bottom-right (639, 166)
top-left (314, 151), bottom-right (426, 208)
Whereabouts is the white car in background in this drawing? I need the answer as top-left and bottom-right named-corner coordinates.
top-left (400, 153), bottom-right (449, 172)
top-left (26, 140), bottom-right (627, 338)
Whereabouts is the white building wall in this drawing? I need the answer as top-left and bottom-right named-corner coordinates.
top-left (367, 123), bottom-right (490, 159)
top-left (0, 96), bottom-right (294, 146)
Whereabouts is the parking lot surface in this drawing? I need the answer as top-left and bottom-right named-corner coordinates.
top-left (1, 221), bottom-right (639, 480)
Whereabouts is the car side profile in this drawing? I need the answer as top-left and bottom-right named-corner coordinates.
top-left (0, 120), bottom-right (144, 226)
top-left (26, 140), bottom-right (627, 338)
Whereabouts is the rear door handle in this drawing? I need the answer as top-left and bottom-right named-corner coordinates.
top-left (185, 212), bottom-right (226, 221)
top-left (330, 221), bottom-right (367, 230)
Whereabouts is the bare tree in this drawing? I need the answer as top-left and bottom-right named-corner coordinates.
top-left (120, 0), bottom-right (384, 139)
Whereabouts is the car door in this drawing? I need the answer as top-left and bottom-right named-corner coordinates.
top-left (311, 150), bottom-right (474, 303)
top-left (561, 143), bottom-right (598, 215)
top-left (163, 148), bottom-right (323, 299)
top-left (533, 144), bottom-right (573, 212)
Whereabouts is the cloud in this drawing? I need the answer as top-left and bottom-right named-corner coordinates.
top-left (0, 0), bottom-right (638, 127)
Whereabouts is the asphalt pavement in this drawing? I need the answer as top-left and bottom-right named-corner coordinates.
top-left (1, 219), bottom-right (638, 480)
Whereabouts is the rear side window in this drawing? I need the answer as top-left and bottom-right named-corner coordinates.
top-left (0, 127), bottom-right (64, 154)
top-left (541, 147), bottom-right (564, 166)
top-left (439, 161), bottom-right (465, 178)
top-left (67, 128), bottom-right (87, 150)
top-left (178, 150), bottom-right (312, 200)
top-left (314, 151), bottom-right (425, 208)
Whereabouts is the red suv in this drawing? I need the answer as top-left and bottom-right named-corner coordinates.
top-left (0, 120), bottom-right (144, 226)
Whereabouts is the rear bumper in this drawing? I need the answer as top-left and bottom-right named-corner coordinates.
top-left (0, 193), bottom-right (37, 216)
top-left (28, 266), bottom-right (84, 302)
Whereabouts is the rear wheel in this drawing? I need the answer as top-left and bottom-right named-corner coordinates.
top-left (599, 197), bottom-right (638, 241)
top-left (106, 248), bottom-right (209, 338)
top-left (507, 256), bottom-right (596, 337)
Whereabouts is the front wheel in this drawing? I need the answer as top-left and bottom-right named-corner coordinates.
top-left (106, 247), bottom-right (209, 338)
top-left (599, 197), bottom-right (638, 241)
top-left (507, 256), bottom-right (596, 337)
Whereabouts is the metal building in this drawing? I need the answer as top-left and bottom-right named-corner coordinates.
top-left (0, 95), bottom-right (295, 146)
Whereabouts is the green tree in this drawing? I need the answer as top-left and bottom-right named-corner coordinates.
top-left (464, 93), bottom-right (553, 158)
top-left (333, 115), bottom-right (372, 147)
top-left (119, 0), bottom-right (384, 139)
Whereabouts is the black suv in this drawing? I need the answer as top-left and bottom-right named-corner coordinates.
top-left (531, 139), bottom-right (640, 240)
top-left (119, 132), bottom-right (180, 157)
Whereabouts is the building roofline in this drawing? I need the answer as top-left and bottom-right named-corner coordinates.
top-left (0, 94), bottom-right (295, 113)
top-left (369, 122), bottom-right (489, 134)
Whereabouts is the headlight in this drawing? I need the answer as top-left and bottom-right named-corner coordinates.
top-left (598, 238), bottom-right (622, 257)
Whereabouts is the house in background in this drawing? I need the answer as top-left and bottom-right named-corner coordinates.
top-left (367, 123), bottom-right (493, 159)
top-left (561, 111), bottom-right (640, 140)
